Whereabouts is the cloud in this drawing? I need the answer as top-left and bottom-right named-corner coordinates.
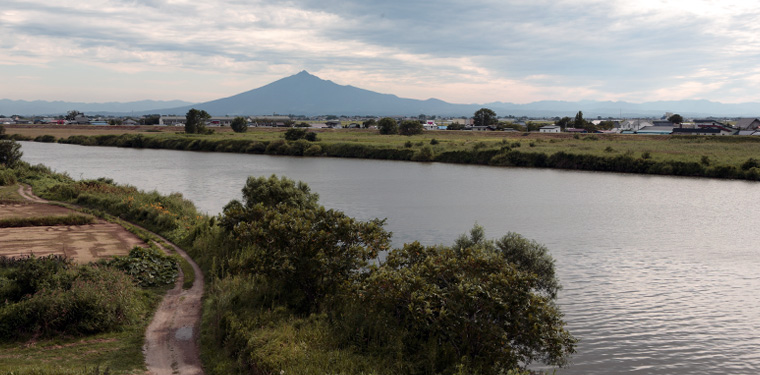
top-left (2, 0), bottom-right (760, 104)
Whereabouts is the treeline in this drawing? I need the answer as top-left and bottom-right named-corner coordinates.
top-left (11, 160), bottom-right (577, 374)
top-left (43, 133), bottom-right (760, 180)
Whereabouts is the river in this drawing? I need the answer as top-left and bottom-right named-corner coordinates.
top-left (19, 141), bottom-right (760, 374)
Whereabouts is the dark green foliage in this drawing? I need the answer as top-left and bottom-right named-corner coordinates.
top-left (0, 139), bottom-right (23, 167)
top-left (305, 132), bottom-right (318, 142)
top-left (398, 120), bottom-right (424, 136)
top-left (219, 175), bottom-right (390, 313)
top-left (378, 117), bottom-right (398, 135)
top-left (0, 124), bottom-right (5, 135)
top-left (284, 127), bottom-right (308, 141)
top-left (668, 114), bottom-right (684, 124)
top-left (0, 168), bottom-right (16, 185)
top-left (103, 246), bottom-right (178, 287)
top-left (473, 108), bottom-right (497, 127)
top-left (447, 123), bottom-right (466, 130)
top-left (230, 116), bottom-right (248, 133)
top-left (430, 138), bottom-right (439, 145)
top-left (336, 225), bottom-right (575, 374)
top-left (741, 158), bottom-right (760, 170)
top-left (34, 135), bottom-right (57, 143)
top-left (185, 108), bottom-right (211, 134)
top-left (0, 255), bottom-right (147, 339)
top-left (411, 146), bottom-right (434, 161)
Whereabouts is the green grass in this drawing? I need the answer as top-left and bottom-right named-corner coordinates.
top-left (177, 254), bottom-right (195, 290)
top-left (0, 184), bottom-right (23, 202)
top-left (0, 214), bottom-right (94, 228)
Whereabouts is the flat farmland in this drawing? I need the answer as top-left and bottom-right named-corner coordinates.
top-left (0, 193), bottom-right (144, 263)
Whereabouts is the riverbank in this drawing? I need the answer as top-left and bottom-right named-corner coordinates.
top-left (5, 124), bottom-right (760, 181)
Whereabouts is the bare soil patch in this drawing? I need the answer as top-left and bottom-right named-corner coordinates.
top-left (0, 186), bottom-right (145, 263)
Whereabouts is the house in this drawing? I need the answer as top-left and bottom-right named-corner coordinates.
top-left (672, 124), bottom-right (737, 136)
top-left (325, 120), bottom-right (342, 128)
top-left (123, 119), bottom-right (138, 126)
top-left (735, 118), bottom-right (760, 130)
top-left (539, 125), bottom-right (561, 133)
top-left (423, 121), bottom-right (437, 130)
top-left (636, 126), bottom-right (673, 135)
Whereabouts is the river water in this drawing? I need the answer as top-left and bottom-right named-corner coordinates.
top-left (19, 142), bottom-right (760, 374)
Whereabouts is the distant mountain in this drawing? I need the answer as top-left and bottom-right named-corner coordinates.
top-left (150, 71), bottom-right (760, 117)
top-left (150, 71), bottom-right (479, 117)
top-left (5, 71), bottom-right (760, 117)
top-left (0, 99), bottom-right (194, 117)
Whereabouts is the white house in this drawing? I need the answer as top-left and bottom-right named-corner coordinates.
top-left (539, 125), bottom-right (561, 133)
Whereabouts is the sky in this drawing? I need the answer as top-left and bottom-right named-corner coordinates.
top-left (3, 0), bottom-right (760, 105)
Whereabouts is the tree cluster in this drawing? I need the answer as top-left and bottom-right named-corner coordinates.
top-left (208, 176), bottom-right (576, 373)
top-left (230, 116), bottom-right (248, 133)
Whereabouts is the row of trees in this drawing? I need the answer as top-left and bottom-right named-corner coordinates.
top-left (378, 117), bottom-right (424, 135)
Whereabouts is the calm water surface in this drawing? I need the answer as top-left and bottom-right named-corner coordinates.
top-left (20, 142), bottom-right (760, 374)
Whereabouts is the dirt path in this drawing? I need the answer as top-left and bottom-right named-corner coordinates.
top-left (17, 184), bottom-right (47, 203)
top-left (143, 238), bottom-right (205, 375)
top-left (16, 184), bottom-right (205, 375)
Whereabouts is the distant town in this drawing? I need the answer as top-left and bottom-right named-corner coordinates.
top-left (3, 109), bottom-right (760, 136)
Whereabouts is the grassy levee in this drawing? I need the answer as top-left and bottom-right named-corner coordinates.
top-left (22, 128), bottom-right (760, 181)
top-left (0, 213), bottom-right (94, 228)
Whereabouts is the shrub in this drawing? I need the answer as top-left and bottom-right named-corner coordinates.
top-left (304, 144), bottom-right (323, 156)
top-left (34, 135), bottom-right (57, 143)
top-left (701, 155), bottom-right (711, 166)
top-left (378, 118), bottom-right (398, 135)
top-left (284, 128), bottom-right (307, 141)
top-left (411, 146), bottom-right (434, 161)
top-left (605, 146), bottom-right (614, 153)
top-left (641, 151), bottom-right (651, 159)
top-left (430, 138), bottom-right (439, 145)
top-left (398, 120), bottom-right (423, 136)
top-left (741, 157), bottom-right (760, 170)
top-left (103, 246), bottom-right (178, 287)
top-left (0, 139), bottom-right (23, 167)
top-left (230, 116), bottom-right (248, 133)
top-left (0, 256), bottom-right (147, 339)
top-left (305, 132), bottom-right (318, 142)
top-left (404, 141), bottom-right (413, 148)
top-left (0, 168), bottom-right (16, 186)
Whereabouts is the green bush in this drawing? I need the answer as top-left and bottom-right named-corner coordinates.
top-left (0, 256), bottom-right (148, 339)
top-left (34, 135), bottom-right (57, 143)
top-left (0, 168), bottom-right (16, 185)
top-left (103, 246), bottom-right (178, 287)
top-left (284, 128), bottom-right (307, 141)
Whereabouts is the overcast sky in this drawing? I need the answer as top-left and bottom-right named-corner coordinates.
top-left (3, 0), bottom-right (760, 104)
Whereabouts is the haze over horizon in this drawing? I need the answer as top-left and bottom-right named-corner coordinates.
top-left (3, 1), bottom-right (760, 105)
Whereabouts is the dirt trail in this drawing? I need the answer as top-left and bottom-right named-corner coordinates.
top-left (16, 184), bottom-right (205, 375)
top-left (143, 238), bottom-right (205, 375)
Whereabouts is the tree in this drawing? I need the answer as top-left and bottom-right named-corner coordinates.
top-left (447, 123), bottom-right (466, 130)
top-left (284, 128), bottom-right (307, 141)
top-left (362, 119), bottom-right (376, 128)
top-left (398, 120), bottom-right (424, 136)
top-left (230, 116), bottom-right (248, 133)
top-left (668, 114), bottom-right (684, 125)
top-left (377, 117), bottom-right (398, 135)
top-left (65, 110), bottom-right (82, 121)
top-left (184, 108), bottom-right (210, 134)
top-left (555, 116), bottom-right (572, 130)
top-left (219, 175), bottom-right (391, 313)
top-left (340, 224), bottom-right (576, 374)
top-left (474, 108), bottom-right (497, 127)
top-left (0, 139), bottom-right (23, 167)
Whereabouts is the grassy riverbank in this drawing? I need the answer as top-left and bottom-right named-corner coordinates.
top-left (6, 125), bottom-right (760, 181)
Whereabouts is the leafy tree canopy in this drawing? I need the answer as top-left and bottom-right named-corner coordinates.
top-left (378, 117), bottom-right (398, 135)
top-left (398, 120), bottom-right (424, 136)
top-left (0, 139), bottom-right (23, 167)
top-left (185, 108), bottom-right (210, 134)
top-left (474, 108), bottom-right (497, 127)
top-left (230, 116), bottom-right (248, 133)
top-left (668, 114), bottom-right (684, 124)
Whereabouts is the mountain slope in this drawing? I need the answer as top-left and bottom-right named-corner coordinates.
top-left (156, 71), bottom-right (477, 116)
top-left (0, 99), bottom-right (193, 116)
